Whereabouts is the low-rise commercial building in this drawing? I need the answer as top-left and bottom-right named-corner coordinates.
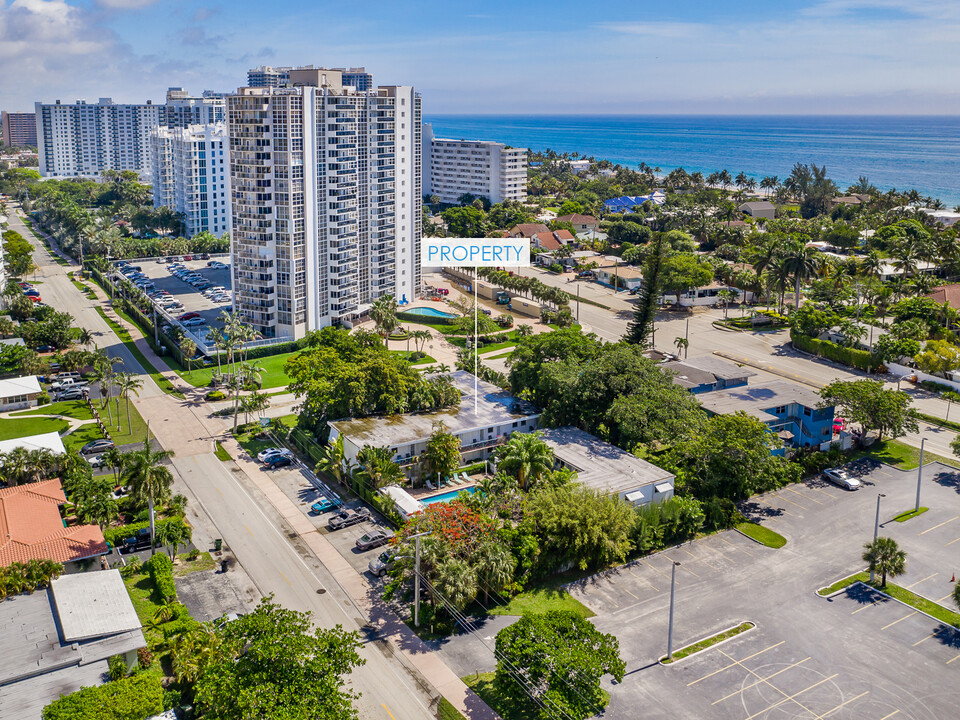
top-left (661, 356), bottom-right (755, 394)
top-left (537, 427), bottom-right (675, 506)
top-left (328, 371), bottom-right (540, 471)
top-left (739, 201), bottom-right (776, 220)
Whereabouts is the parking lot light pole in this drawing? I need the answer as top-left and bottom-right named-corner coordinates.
top-left (871, 493), bottom-right (886, 583)
top-left (916, 437), bottom-right (926, 512)
top-left (667, 561), bottom-right (681, 660)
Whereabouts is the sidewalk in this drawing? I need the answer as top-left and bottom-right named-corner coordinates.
top-left (219, 433), bottom-right (501, 720)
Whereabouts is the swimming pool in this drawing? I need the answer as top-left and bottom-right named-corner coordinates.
top-left (421, 486), bottom-right (477, 506)
top-left (404, 306), bottom-right (459, 319)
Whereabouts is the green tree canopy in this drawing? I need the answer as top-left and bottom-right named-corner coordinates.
top-left (819, 379), bottom-right (918, 441)
top-left (660, 252), bottom-right (714, 301)
top-left (862, 536), bottom-right (906, 588)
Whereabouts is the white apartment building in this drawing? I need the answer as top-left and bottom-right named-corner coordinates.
top-left (151, 123), bottom-right (231, 238)
top-left (35, 98), bottom-right (161, 179)
top-left (164, 88), bottom-right (226, 129)
top-left (228, 67), bottom-right (421, 340)
top-left (422, 123), bottom-right (527, 204)
top-left (248, 66), bottom-right (373, 91)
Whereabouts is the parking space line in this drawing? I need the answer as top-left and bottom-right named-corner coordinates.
top-left (881, 611), bottom-right (917, 630)
top-left (718, 648), bottom-right (825, 720)
top-left (717, 534), bottom-right (754, 557)
top-left (678, 563), bottom-right (701, 579)
top-left (785, 485), bottom-right (823, 504)
top-left (641, 559), bottom-right (672, 580)
top-left (912, 633), bottom-right (935, 647)
top-left (627, 566), bottom-right (658, 593)
top-left (904, 572), bottom-right (937, 589)
top-left (946, 537), bottom-right (960, 546)
top-left (879, 711), bottom-right (900, 720)
top-left (774, 493), bottom-right (808, 511)
top-left (946, 653), bottom-right (960, 665)
top-left (681, 545), bottom-right (722, 572)
top-left (920, 515), bottom-right (960, 535)
top-left (818, 690), bottom-right (870, 718)
top-left (805, 484), bottom-right (839, 499)
top-left (937, 593), bottom-right (954, 603)
top-left (742, 674), bottom-right (839, 720)
top-left (686, 641), bottom-right (785, 686)
top-left (711, 657), bottom-right (810, 704)
top-left (756, 497), bottom-right (792, 516)
top-left (851, 599), bottom-right (883, 614)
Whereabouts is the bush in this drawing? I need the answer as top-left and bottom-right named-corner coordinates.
top-left (702, 497), bottom-right (742, 531)
top-left (42, 668), bottom-right (164, 720)
top-left (36, 391), bottom-right (50, 406)
top-left (495, 313), bottom-right (514, 328)
top-left (137, 647), bottom-right (153, 669)
top-left (107, 654), bottom-right (128, 681)
top-left (187, 548), bottom-right (201, 561)
top-left (102, 516), bottom-right (186, 547)
top-left (920, 379), bottom-right (954, 395)
top-left (144, 553), bottom-right (176, 602)
top-left (205, 390), bottom-right (226, 401)
top-left (790, 329), bottom-right (880, 371)
top-left (548, 262), bottom-right (564, 273)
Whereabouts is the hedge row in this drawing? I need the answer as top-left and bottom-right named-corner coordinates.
top-left (144, 553), bottom-right (176, 602)
top-left (790, 329), bottom-right (879, 372)
top-left (42, 671), bottom-right (163, 720)
top-left (102, 516), bottom-right (186, 547)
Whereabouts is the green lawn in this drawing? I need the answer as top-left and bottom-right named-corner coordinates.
top-left (736, 522), bottom-right (787, 548)
top-left (61, 400), bottom-right (150, 451)
top-left (95, 306), bottom-right (184, 398)
top-left (214, 441), bottom-right (232, 461)
top-left (818, 571), bottom-right (869, 596)
top-left (462, 672), bottom-right (608, 720)
top-left (172, 551), bottom-right (217, 577)
top-left (479, 340), bottom-right (517, 355)
top-left (661, 622), bottom-right (755, 664)
top-left (487, 576), bottom-right (594, 619)
top-left (13, 399), bottom-right (94, 421)
top-left (167, 350), bottom-right (297, 390)
top-left (0, 415), bottom-right (69, 441)
top-left (389, 350), bottom-right (437, 366)
top-left (851, 438), bottom-right (960, 471)
top-left (233, 414), bottom-right (297, 458)
top-left (893, 507), bottom-right (929, 522)
top-left (485, 351), bottom-right (516, 360)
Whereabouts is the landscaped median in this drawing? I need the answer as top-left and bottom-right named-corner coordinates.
top-left (736, 521), bottom-right (787, 548)
top-left (817, 572), bottom-right (960, 627)
top-left (660, 621), bottom-right (756, 664)
top-left (893, 507), bottom-right (928, 522)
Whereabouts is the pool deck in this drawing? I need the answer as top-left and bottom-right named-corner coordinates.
top-left (408, 481), bottom-right (479, 501)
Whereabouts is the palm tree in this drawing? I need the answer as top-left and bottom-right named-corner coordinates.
top-left (77, 327), bottom-right (94, 347)
top-left (102, 446), bottom-right (128, 485)
top-left (316, 435), bottom-right (347, 484)
top-left (117, 372), bottom-right (143, 435)
top-left (432, 555), bottom-right (478, 612)
top-left (495, 432), bottom-right (555, 492)
top-left (674, 336), bottom-right (689, 358)
top-left (369, 294), bottom-right (399, 344)
top-left (782, 243), bottom-right (820, 310)
top-left (862, 537), bottom-right (906, 588)
top-left (477, 542), bottom-right (516, 605)
top-left (515, 324), bottom-right (533, 338)
top-left (179, 337), bottom-right (198, 372)
top-left (123, 437), bottom-right (176, 555)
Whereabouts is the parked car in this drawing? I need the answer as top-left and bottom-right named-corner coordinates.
top-left (263, 454), bottom-right (292, 469)
top-left (35, 344), bottom-right (55, 353)
top-left (355, 529), bottom-right (392, 551)
top-left (257, 447), bottom-right (294, 463)
top-left (182, 317), bottom-right (206, 327)
top-left (81, 439), bottom-right (115, 455)
top-left (178, 312), bottom-right (201, 321)
top-left (118, 528), bottom-right (152, 554)
top-left (368, 551), bottom-right (397, 577)
top-left (310, 494), bottom-right (341, 514)
top-left (56, 388), bottom-right (86, 401)
top-left (86, 454), bottom-right (106, 468)
top-left (823, 468), bottom-right (861, 491)
top-left (184, 255), bottom-right (193, 261)
top-left (328, 507), bottom-right (372, 530)
top-left (51, 377), bottom-right (88, 390)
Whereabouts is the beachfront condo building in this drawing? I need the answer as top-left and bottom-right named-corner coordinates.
top-left (421, 123), bottom-right (527, 205)
top-left (227, 67), bottom-right (421, 340)
top-left (35, 98), bottom-right (161, 179)
top-left (247, 65), bottom-right (374, 91)
top-left (163, 88), bottom-right (227, 129)
top-left (150, 123), bottom-right (231, 238)
top-left (2, 111), bottom-right (38, 147)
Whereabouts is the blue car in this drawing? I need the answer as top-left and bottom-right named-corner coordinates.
top-left (310, 494), bottom-right (341, 514)
top-left (263, 455), bottom-right (292, 469)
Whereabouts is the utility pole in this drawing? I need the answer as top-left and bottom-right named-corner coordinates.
top-left (409, 531), bottom-right (431, 627)
top-left (667, 561), bottom-right (681, 660)
top-left (684, 318), bottom-right (690, 358)
top-left (870, 493), bottom-right (886, 583)
top-left (916, 437), bottom-right (926, 512)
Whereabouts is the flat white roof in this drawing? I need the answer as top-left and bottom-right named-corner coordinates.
top-left (0, 375), bottom-right (41, 397)
top-left (0, 430), bottom-right (66, 455)
top-left (52, 569), bottom-right (142, 641)
top-left (380, 485), bottom-right (422, 517)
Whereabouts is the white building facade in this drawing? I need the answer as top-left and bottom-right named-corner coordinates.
top-left (151, 124), bottom-right (231, 238)
top-left (228, 68), bottom-right (421, 340)
top-left (422, 123), bottom-right (527, 204)
top-left (164, 88), bottom-right (227, 129)
top-left (35, 99), bottom-right (161, 179)
top-left (247, 66), bottom-right (373, 91)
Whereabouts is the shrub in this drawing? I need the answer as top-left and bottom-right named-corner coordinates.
top-left (187, 548), bottom-right (201, 561)
top-left (205, 390), bottom-right (226, 401)
top-left (144, 553), bottom-right (176, 602)
top-left (548, 262), bottom-right (564, 273)
top-left (920, 379), bottom-right (954, 395)
top-left (102, 516), bottom-right (186, 547)
top-left (137, 647), bottom-right (153, 669)
top-left (790, 329), bottom-right (880, 372)
top-left (42, 669), bottom-right (164, 720)
top-left (107, 654), bottom-right (128, 681)
top-left (36, 391), bottom-right (50, 406)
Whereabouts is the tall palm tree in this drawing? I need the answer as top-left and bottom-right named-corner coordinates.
top-left (674, 336), bottom-right (689, 358)
top-left (432, 555), bottom-right (478, 612)
top-left (77, 328), bottom-right (94, 347)
top-left (862, 536), bottom-right (906, 588)
top-left (477, 542), bottom-right (516, 605)
top-left (117, 372), bottom-right (143, 435)
top-left (369, 294), bottom-right (399, 345)
top-left (495, 432), bottom-right (555, 492)
top-left (123, 437), bottom-right (176, 555)
top-left (782, 243), bottom-right (820, 310)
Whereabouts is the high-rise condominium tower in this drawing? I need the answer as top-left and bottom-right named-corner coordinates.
top-left (35, 98), bottom-right (161, 179)
top-left (247, 66), bottom-right (374, 91)
top-left (164, 88), bottom-right (227, 129)
top-left (228, 67), bottom-right (420, 340)
top-left (151, 123), bottom-right (231, 237)
top-left (2, 111), bottom-right (38, 147)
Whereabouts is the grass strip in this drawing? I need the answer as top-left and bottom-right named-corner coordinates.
top-left (893, 507), bottom-right (928, 522)
top-left (214, 441), bottom-right (232, 461)
top-left (850, 438), bottom-right (960, 471)
top-left (486, 584), bottom-right (595, 619)
top-left (875, 580), bottom-right (960, 627)
top-left (95, 307), bottom-right (184, 399)
top-left (437, 698), bottom-right (467, 720)
top-left (916, 412), bottom-right (960, 433)
top-left (736, 522), bottom-right (787, 548)
top-left (462, 672), bottom-right (608, 720)
top-left (172, 551), bottom-right (217, 577)
top-left (817, 571), bottom-right (869, 597)
top-left (661, 622), bottom-right (755, 664)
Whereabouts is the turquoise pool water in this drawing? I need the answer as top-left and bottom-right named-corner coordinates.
top-left (421, 486), bottom-right (477, 506)
top-left (405, 306), bottom-right (458, 319)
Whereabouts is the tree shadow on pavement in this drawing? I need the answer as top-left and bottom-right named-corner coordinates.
top-left (932, 469), bottom-right (960, 493)
top-left (933, 623), bottom-right (960, 649)
top-left (738, 500), bottom-right (787, 521)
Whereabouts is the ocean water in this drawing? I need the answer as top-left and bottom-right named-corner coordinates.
top-left (424, 115), bottom-right (960, 207)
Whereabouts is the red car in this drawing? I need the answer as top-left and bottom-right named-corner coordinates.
top-left (177, 312), bottom-right (201, 321)
top-left (183, 255), bottom-right (193, 261)
top-left (28, 295), bottom-right (41, 303)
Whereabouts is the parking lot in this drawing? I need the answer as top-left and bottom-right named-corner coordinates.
top-left (558, 460), bottom-right (960, 719)
top-left (115, 255), bottom-right (232, 344)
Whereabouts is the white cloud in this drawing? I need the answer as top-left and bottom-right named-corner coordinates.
top-left (96, 0), bottom-right (160, 8)
top-left (594, 21), bottom-right (705, 39)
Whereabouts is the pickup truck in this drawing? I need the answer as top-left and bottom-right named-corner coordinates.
top-left (50, 377), bottom-right (89, 391)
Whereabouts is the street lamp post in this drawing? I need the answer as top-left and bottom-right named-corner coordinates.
top-left (915, 437), bottom-right (926, 512)
top-left (870, 493), bottom-right (886, 583)
top-left (667, 561), bottom-right (681, 660)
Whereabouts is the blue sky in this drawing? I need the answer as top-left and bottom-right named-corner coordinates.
top-left (1, 0), bottom-right (958, 114)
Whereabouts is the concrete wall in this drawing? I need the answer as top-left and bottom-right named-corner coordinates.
top-left (510, 297), bottom-right (541, 317)
top-left (888, 362), bottom-right (960, 393)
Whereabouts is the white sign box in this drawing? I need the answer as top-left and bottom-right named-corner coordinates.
top-left (421, 237), bottom-right (530, 268)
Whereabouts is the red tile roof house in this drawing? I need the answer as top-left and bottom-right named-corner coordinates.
top-left (555, 213), bottom-right (600, 233)
top-left (505, 223), bottom-right (550, 239)
top-left (531, 229), bottom-right (575, 251)
top-left (0, 479), bottom-right (108, 568)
